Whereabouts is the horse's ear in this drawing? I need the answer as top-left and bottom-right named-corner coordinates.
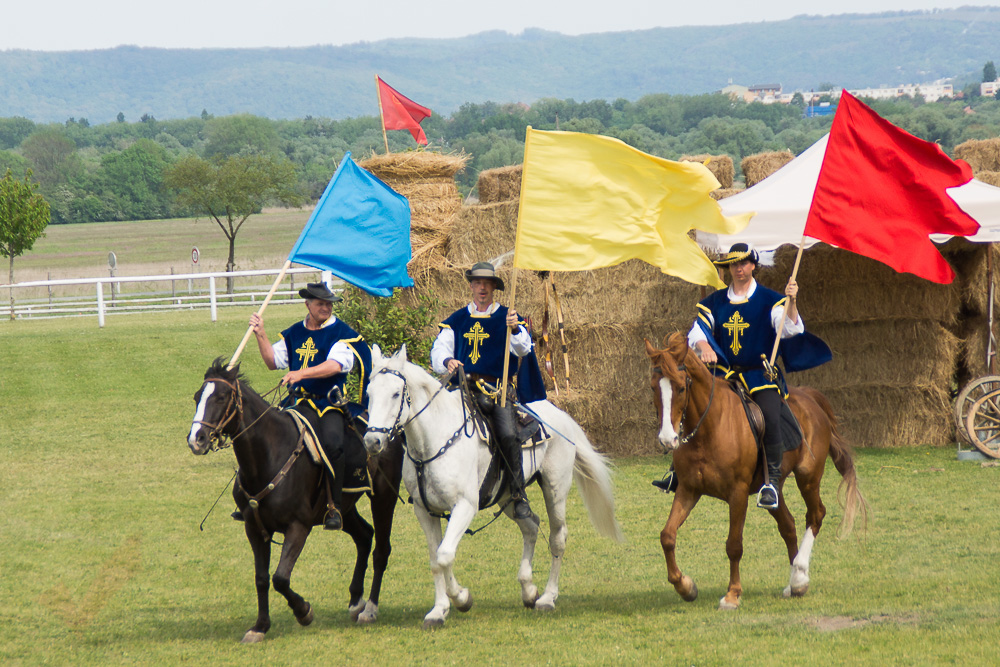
top-left (371, 344), bottom-right (383, 365)
top-left (644, 338), bottom-right (657, 357)
top-left (398, 343), bottom-right (408, 361)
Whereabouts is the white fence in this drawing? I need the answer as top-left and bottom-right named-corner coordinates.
top-left (1, 267), bottom-right (339, 327)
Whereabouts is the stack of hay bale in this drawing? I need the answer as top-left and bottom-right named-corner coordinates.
top-left (741, 151), bottom-right (794, 188)
top-left (757, 247), bottom-right (960, 447)
top-left (954, 138), bottom-right (1000, 187)
top-left (359, 152), bottom-right (469, 276)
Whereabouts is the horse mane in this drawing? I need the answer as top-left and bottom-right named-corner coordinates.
top-left (205, 356), bottom-right (244, 383)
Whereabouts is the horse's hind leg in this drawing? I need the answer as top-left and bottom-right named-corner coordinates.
top-left (661, 491), bottom-right (701, 604)
top-left (271, 523), bottom-right (315, 628)
top-left (531, 476), bottom-right (569, 611)
top-left (358, 455), bottom-right (403, 624)
top-left (782, 469), bottom-right (827, 598)
top-left (341, 501), bottom-right (374, 621)
top-left (242, 527), bottom-right (273, 643)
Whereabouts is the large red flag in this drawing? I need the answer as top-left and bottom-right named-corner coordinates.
top-left (377, 76), bottom-right (432, 146)
top-left (804, 90), bottom-right (977, 283)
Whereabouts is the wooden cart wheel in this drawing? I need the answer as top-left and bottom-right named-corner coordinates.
top-left (954, 375), bottom-right (1000, 442)
top-left (965, 389), bottom-right (1000, 459)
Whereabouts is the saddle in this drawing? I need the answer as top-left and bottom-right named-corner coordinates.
top-left (726, 380), bottom-right (804, 455)
top-left (285, 408), bottom-right (373, 494)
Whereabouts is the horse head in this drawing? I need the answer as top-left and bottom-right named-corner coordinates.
top-left (363, 344), bottom-right (411, 456)
top-left (645, 333), bottom-right (699, 452)
top-left (187, 357), bottom-right (244, 455)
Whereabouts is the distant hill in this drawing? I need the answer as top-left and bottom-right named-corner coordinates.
top-left (3, 7), bottom-right (1000, 124)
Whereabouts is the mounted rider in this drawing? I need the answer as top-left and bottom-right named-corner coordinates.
top-left (655, 243), bottom-right (830, 510)
top-left (430, 261), bottom-right (547, 522)
top-left (246, 281), bottom-right (372, 530)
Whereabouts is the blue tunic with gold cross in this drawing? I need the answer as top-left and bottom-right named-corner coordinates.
top-left (696, 285), bottom-right (786, 394)
top-left (439, 305), bottom-right (547, 404)
top-left (280, 319), bottom-right (371, 414)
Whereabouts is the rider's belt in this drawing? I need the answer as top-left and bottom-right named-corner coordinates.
top-left (467, 373), bottom-right (502, 387)
top-left (729, 365), bottom-right (763, 374)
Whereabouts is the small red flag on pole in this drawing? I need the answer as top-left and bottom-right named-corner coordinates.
top-left (376, 75), bottom-right (432, 148)
top-left (804, 90), bottom-right (978, 283)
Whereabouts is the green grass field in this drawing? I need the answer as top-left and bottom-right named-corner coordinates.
top-left (2, 312), bottom-right (999, 666)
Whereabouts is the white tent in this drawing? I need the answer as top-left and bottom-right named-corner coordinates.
top-left (698, 134), bottom-right (1000, 254)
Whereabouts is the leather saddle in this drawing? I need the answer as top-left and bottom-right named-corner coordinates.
top-left (729, 380), bottom-right (766, 446)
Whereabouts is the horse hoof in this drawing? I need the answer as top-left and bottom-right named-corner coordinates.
top-left (357, 601), bottom-right (379, 624)
top-left (423, 617), bottom-right (445, 631)
top-left (348, 601), bottom-right (365, 622)
top-left (535, 598), bottom-right (556, 612)
top-left (456, 592), bottom-right (474, 613)
top-left (791, 583), bottom-right (809, 597)
top-left (241, 630), bottom-right (265, 644)
top-left (679, 577), bottom-right (698, 602)
top-left (295, 603), bottom-right (314, 627)
top-left (718, 597), bottom-right (740, 611)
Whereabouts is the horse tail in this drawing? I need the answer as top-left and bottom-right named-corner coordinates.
top-left (571, 430), bottom-right (624, 543)
top-left (811, 389), bottom-right (870, 538)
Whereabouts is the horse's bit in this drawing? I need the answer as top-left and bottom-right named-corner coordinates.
top-left (193, 378), bottom-right (244, 451)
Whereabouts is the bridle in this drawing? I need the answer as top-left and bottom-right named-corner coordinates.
top-left (366, 366), bottom-right (459, 444)
top-left (658, 359), bottom-right (715, 445)
top-left (193, 378), bottom-right (244, 451)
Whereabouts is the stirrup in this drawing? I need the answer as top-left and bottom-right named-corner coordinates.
top-left (756, 483), bottom-right (779, 510)
top-left (652, 470), bottom-right (677, 493)
top-left (324, 507), bottom-right (343, 531)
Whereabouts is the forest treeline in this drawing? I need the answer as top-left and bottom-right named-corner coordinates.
top-left (2, 90), bottom-right (1000, 225)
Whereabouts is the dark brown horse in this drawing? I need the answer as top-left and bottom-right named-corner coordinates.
top-left (187, 359), bottom-right (403, 642)
top-left (645, 334), bottom-right (867, 609)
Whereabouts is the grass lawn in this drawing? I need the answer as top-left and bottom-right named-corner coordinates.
top-left (2, 312), bottom-right (999, 665)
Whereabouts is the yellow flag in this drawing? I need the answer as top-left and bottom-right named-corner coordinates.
top-left (514, 128), bottom-right (752, 288)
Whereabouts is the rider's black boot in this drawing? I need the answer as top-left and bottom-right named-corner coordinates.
top-left (757, 451), bottom-right (782, 510)
top-left (652, 467), bottom-right (678, 493)
top-left (231, 509), bottom-right (245, 521)
top-left (324, 449), bottom-right (346, 531)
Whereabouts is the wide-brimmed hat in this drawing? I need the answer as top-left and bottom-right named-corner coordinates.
top-left (298, 282), bottom-right (342, 302)
top-left (464, 262), bottom-right (505, 291)
top-left (713, 242), bottom-right (760, 267)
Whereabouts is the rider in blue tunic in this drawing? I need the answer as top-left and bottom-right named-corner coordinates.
top-left (655, 243), bottom-right (830, 510)
top-left (430, 262), bottom-right (547, 522)
top-left (248, 282), bottom-right (372, 530)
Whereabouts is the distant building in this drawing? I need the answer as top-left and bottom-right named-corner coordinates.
top-left (983, 79), bottom-right (1000, 97)
top-left (845, 83), bottom-right (953, 102)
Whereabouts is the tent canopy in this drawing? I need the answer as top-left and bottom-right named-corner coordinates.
top-left (699, 134), bottom-right (1000, 254)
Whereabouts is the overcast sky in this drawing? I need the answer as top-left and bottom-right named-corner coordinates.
top-left (1, 1), bottom-right (993, 51)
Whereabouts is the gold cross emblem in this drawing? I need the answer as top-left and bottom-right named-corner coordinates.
top-left (463, 322), bottom-right (490, 364)
top-left (296, 337), bottom-right (319, 366)
top-left (723, 312), bottom-right (750, 355)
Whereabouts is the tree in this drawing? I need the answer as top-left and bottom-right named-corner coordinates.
top-left (98, 139), bottom-right (173, 220)
top-left (164, 152), bottom-right (301, 292)
top-left (984, 61), bottom-right (997, 83)
top-left (203, 114), bottom-right (278, 158)
top-left (0, 169), bottom-right (50, 319)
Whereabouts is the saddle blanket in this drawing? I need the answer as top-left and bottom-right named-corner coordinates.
top-left (286, 408), bottom-right (372, 494)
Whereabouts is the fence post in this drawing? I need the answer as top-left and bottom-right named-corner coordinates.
top-left (97, 282), bottom-right (106, 328)
top-left (209, 276), bottom-right (218, 322)
top-left (48, 272), bottom-right (52, 305)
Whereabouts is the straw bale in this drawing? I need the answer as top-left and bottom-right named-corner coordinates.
top-left (953, 138), bottom-right (1000, 173)
top-left (818, 385), bottom-right (954, 447)
top-left (551, 387), bottom-right (662, 456)
top-left (680, 154), bottom-right (735, 189)
top-left (477, 165), bottom-right (523, 204)
top-left (448, 201), bottom-right (519, 266)
top-left (710, 187), bottom-right (744, 200)
top-left (757, 245), bottom-right (960, 326)
top-left (974, 171), bottom-right (1000, 187)
top-left (358, 152), bottom-right (469, 277)
top-left (957, 315), bottom-right (994, 384)
top-left (791, 320), bottom-right (959, 389)
top-left (741, 151), bottom-right (794, 188)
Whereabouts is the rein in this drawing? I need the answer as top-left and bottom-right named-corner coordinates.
top-left (670, 361), bottom-right (716, 445)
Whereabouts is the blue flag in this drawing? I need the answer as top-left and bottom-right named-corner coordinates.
top-left (288, 152), bottom-right (414, 297)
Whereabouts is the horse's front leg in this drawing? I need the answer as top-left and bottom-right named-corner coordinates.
top-left (271, 522), bottom-right (315, 627)
top-left (435, 497), bottom-right (477, 613)
top-left (242, 524), bottom-right (273, 643)
top-left (413, 502), bottom-right (452, 629)
top-left (660, 490), bottom-right (701, 603)
top-left (719, 493), bottom-right (749, 610)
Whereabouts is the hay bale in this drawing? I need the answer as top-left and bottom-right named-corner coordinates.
top-left (477, 165), bottom-right (523, 204)
top-left (360, 152), bottom-right (469, 275)
top-left (954, 138), bottom-right (1000, 173)
top-left (741, 151), bottom-right (794, 188)
top-left (448, 201), bottom-right (519, 267)
top-left (710, 187), bottom-right (744, 200)
top-left (820, 385), bottom-right (954, 448)
top-left (680, 154), bottom-right (735, 189)
top-left (975, 171), bottom-right (1000, 187)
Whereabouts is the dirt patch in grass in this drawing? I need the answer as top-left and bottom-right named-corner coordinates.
top-left (809, 614), bottom-right (921, 632)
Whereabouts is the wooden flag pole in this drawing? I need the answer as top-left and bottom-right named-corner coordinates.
top-left (766, 235), bottom-right (806, 371)
top-left (375, 75), bottom-right (390, 154)
top-left (550, 275), bottom-right (570, 391)
top-left (228, 259), bottom-right (292, 370)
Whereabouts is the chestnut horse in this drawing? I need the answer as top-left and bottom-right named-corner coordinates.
top-left (645, 334), bottom-right (867, 609)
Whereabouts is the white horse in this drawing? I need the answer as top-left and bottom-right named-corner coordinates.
top-left (363, 345), bottom-right (623, 629)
